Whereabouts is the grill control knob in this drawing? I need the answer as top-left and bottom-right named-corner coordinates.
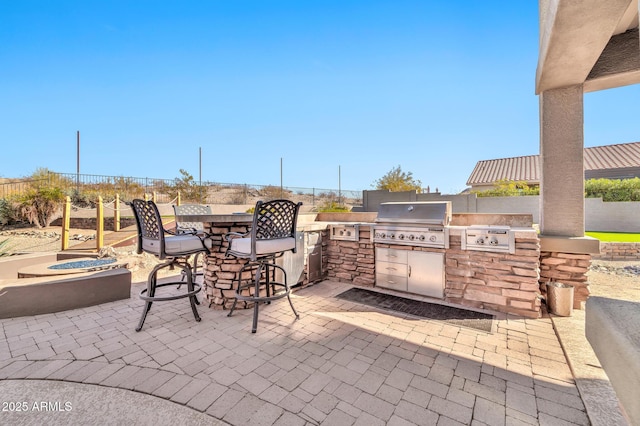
top-left (380, 233), bottom-right (386, 238)
top-left (429, 235), bottom-right (437, 242)
top-left (339, 230), bottom-right (344, 236)
top-left (346, 231), bottom-right (351, 236)
top-left (398, 234), bottom-right (405, 240)
top-left (419, 235), bottom-right (426, 241)
top-left (389, 233), bottom-right (395, 239)
top-left (408, 234), bottom-right (415, 241)
top-left (489, 237), bottom-right (498, 245)
top-left (476, 237), bottom-right (485, 245)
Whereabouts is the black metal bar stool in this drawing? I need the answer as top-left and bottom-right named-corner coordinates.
top-left (225, 199), bottom-right (302, 333)
top-left (129, 199), bottom-right (211, 332)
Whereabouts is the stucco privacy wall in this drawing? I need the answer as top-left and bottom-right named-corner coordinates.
top-left (584, 198), bottom-right (640, 232)
top-left (360, 190), bottom-right (640, 232)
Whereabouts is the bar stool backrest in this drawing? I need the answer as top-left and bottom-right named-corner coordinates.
top-left (130, 199), bottom-right (167, 259)
top-left (251, 199), bottom-right (302, 253)
top-left (173, 204), bottom-right (212, 234)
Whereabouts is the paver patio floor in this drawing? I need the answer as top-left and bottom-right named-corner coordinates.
top-left (1, 279), bottom-right (592, 425)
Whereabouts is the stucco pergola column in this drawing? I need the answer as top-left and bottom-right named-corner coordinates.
top-left (539, 84), bottom-right (584, 237)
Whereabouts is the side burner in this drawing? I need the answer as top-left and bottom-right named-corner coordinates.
top-left (461, 225), bottom-right (515, 254)
top-left (329, 224), bottom-right (360, 241)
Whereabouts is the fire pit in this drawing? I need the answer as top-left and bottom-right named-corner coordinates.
top-left (18, 257), bottom-right (126, 278)
top-left (1, 253), bottom-right (131, 319)
top-left (48, 258), bottom-right (117, 270)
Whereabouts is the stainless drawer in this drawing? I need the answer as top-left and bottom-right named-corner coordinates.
top-left (376, 273), bottom-right (408, 292)
top-left (376, 261), bottom-right (407, 277)
top-left (376, 248), bottom-right (408, 264)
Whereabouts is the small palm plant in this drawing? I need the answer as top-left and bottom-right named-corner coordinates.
top-left (0, 238), bottom-right (14, 257)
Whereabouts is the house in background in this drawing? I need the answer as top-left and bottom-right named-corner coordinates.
top-left (466, 141), bottom-right (640, 191)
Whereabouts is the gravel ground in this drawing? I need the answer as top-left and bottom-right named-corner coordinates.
top-left (587, 259), bottom-right (640, 302)
top-left (2, 226), bottom-right (639, 300)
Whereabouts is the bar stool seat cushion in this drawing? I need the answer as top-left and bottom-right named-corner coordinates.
top-left (229, 237), bottom-right (295, 257)
top-left (143, 234), bottom-right (212, 257)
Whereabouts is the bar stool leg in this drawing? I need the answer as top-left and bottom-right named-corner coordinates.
top-left (227, 264), bottom-right (245, 317)
top-left (178, 257), bottom-right (200, 305)
top-left (226, 257), bottom-right (300, 332)
top-left (136, 264), bottom-right (159, 332)
top-left (250, 261), bottom-right (266, 333)
top-left (183, 263), bottom-right (201, 322)
top-left (274, 264), bottom-right (299, 319)
top-left (282, 268), bottom-right (300, 320)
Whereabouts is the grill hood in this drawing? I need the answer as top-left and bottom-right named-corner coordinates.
top-left (376, 201), bottom-right (451, 226)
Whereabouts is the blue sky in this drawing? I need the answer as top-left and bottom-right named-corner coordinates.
top-left (1, 1), bottom-right (639, 194)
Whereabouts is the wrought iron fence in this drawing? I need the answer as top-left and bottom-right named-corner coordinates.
top-left (0, 172), bottom-right (362, 208)
top-left (0, 178), bottom-right (49, 199)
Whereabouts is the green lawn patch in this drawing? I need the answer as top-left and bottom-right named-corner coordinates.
top-left (586, 232), bottom-right (640, 242)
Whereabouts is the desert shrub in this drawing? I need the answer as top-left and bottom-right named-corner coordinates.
top-left (166, 169), bottom-right (203, 203)
top-left (317, 201), bottom-right (351, 212)
top-left (373, 165), bottom-right (422, 192)
top-left (69, 189), bottom-right (95, 207)
top-left (17, 186), bottom-right (65, 228)
top-left (317, 191), bottom-right (337, 199)
top-left (30, 168), bottom-right (74, 191)
top-left (0, 239), bottom-right (14, 257)
top-left (228, 188), bottom-right (248, 204)
top-left (0, 198), bottom-right (20, 226)
top-left (259, 185), bottom-right (292, 200)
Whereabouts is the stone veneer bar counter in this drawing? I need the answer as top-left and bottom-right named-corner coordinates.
top-left (175, 213), bottom-right (326, 309)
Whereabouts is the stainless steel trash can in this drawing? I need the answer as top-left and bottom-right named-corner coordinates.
top-left (546, 282), bottom-right (574, 316)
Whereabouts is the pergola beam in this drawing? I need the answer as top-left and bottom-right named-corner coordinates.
top-left (536, 0), bottom-right (634, 94)
top-left (585, 28), bottom-right (640, 92)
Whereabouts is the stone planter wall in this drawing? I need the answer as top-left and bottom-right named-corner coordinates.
top-left (446, 231), bottom-right (542, 318)
top-left (595, 242), bottom-right (640, 261)
top-left (325, 226), bottom-right (375, 287)
top-left (539, 252), bottom-right (591, 309)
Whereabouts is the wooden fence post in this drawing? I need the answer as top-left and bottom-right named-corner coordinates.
top-left (114, 194), bottom-right (121, 232)
top-left (96, 196), bottom-right (104, 251)
top-left (61, 196), bottom-right (70, 251)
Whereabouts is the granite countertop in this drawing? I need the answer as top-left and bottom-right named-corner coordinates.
top-left (175, 213), bottom-right (253, 223)
top-left (175, 214), bottom-right (376, 232)
top-left (175, 215), bottom-right (537, 236)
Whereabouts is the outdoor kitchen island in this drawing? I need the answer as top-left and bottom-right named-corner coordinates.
top-left (184, 207), bottom-right (542, 319)
top-left (327, 204), bottom-right (542, 319)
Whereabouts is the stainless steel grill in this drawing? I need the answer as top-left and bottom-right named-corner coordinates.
top-left (372, 201), bottom-right (450, 299)
top-left (372, 201), bottom-right (451, 249)
top-left (376, 201), bottom-right (451, 226)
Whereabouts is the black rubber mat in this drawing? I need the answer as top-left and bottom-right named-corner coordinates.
top-left (336, 287), bottom-right (494, 333)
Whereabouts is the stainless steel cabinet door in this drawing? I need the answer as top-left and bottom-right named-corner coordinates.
top-left (407, 251), bottom-right (444, 298)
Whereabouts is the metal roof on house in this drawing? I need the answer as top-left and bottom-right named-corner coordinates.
top-left (584, 142), bottom-right (640, 170)
top-left (467, 142), bottom-right (640, 186)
